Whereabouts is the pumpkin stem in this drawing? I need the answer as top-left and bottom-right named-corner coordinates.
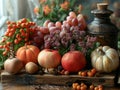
top-left (97, 48), bottom-right (105, 55)
top-left (25, 44), bottom-right (28, 49)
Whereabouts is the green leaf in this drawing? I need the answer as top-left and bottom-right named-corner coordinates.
top-left (76, 45), bottom-right (82, 51)
top-left (58, 46), bottom-right (70, 56)
top-left (0, 61), bottom-right (4, 69)
top-left (39, 4), bottom-right (44, 16)
top-left (51, 11), bottom-right (57, 18)
top-left (59, 14), bottom-right (67, 21)
top-left (94, 42), bottom-right (100, 48)
top-left (14, 41), bottom-right (24, 52)
top-left (0, 49), bottom-right (8, 69)
top-left (69, 0), bottom-right (76, 7)
top-left (55, 0), bottom-right (59, 5)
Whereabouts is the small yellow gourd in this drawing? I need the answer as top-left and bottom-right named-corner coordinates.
top-left (91, 46), bottom-right (119, 73)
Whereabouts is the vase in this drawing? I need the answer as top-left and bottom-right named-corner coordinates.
top-left (88, 3), bottom-right (119, 49)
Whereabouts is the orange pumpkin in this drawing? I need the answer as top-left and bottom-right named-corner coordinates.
top-left (16, 45), bottom-right (40, 65)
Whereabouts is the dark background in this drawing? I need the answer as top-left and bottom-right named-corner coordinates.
top-left (76, 0), bottom-right (120, 23)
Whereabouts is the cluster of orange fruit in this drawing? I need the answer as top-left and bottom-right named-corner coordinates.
top-left (0, 18), bottom-right (36, 56)
top-left (78, 68), bottom-right (97, 77)
top-left (72, 82), bottom-right (103, 90)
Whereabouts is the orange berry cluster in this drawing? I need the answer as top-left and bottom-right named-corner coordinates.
top-left (72, 82), bottom-right (87, 90)
top-left (72, 82), bottom-right (103, 90)
top-left (89, 84), bottom-right (103, 90)
top-left (78, 68), bottom-right (97, 77)
top-left (0, 18), bottom-right (36, 56)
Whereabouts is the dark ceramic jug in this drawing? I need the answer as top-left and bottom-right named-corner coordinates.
top-left (88, 3), bottom-right (119, 49)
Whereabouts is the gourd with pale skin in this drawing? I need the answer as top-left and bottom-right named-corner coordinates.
top-left (4, 58), bottom-right (24, 74)
top-left (91, 46), bottom-right (119, 73)
top-left (25, 62), bottom-right (39, 74)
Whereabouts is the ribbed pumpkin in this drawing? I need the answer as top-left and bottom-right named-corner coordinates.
top-left (91, 46), bottom-right (119, 73)
top-left (16, 45), bottom-right (40, 65)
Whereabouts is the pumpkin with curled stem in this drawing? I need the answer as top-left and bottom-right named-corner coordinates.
top-left (91, 46), bottom-right (119, 73)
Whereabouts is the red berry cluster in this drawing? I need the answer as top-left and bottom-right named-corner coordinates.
top-left (0, 18), bottom-right (36, 56)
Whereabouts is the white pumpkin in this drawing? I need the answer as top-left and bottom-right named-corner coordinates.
top-left (91, 46), bottom-right (119, 73)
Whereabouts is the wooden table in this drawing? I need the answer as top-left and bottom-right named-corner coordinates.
top-left (1, 84), bottom-right (120, 90)
top-left (1, 71), bottom-right (120, 90)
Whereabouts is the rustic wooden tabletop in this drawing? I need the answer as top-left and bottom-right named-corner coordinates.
top-left (0, 84), bottom-right (120, 90)
top-left (0, 71), bottom-right (120, 90)
top-left (0, 63), bottom-right (120, 90)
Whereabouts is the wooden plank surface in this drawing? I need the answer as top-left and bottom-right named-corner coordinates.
top-left (1, 84), bottom-right (120, 90)
top-left (1, 71), bottom-right (115, 87)
top-left (1, 70), bottom-right (120, 90)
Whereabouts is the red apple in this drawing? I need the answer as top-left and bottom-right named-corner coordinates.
top-left (61, 51), bottom-right (86, 72)
top-left (38, 49), bottom-right (61, 68)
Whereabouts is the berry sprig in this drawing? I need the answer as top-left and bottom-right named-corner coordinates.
top-left (0, 18), bottom-right (36, 57)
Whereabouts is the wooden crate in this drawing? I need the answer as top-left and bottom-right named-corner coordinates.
top-left (1, 70), bottom-right (116, 87)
